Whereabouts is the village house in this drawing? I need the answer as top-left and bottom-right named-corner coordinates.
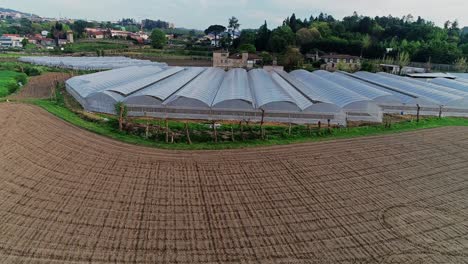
top-left (0, 34), bottom-right (24, 48)
top-left (213, 50), bottom-right (262, 69)
top-left (320, 54), bottom-right (361, 71)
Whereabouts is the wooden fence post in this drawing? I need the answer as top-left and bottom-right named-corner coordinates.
top-left (212, 120), bottom-right (218, 143)
top-left (260, 109), bottom-right (265, 140)
top-left (185, 122), bottom-right (192, 145)
top-left (416, 104), bottom-right (421, 123)
top-left (165, 119), bottom-right (169, 143)
top-left (231, 125), bottom-right (235, 142)
top-left (119, 104), bottom-right (124, 132)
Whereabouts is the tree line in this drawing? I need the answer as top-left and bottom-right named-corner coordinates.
top-left (205, 12), bottom-right (468, 65)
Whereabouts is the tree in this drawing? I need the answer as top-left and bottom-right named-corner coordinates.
top-left (239, 43), bottom-right (256, 53)
top-left (397, 51), bottom-right (411, 74)
top-left (289, 13), bottom-right (298, 33)
top-left (260, 51), bottom-right (273, 65)
top-left (204, 25), bottom-right (226, 47)
top-left (281, 46), bottom-right (303, 71)
top-left (268, 25), bottom-right (295, 52)
top-left (51, 22), bottom-right (64, 46)
top-left (255, 21), bottom-right (270, 51)
top-left (150, 29), bottom-right (167, 49)
top-left (228, 17), bottom-right (240, 40)
top-left (361, 34), bottom-right (372, 57)
top-left (115, 102), bottom-right (128, 132)
top-left (73, 20), bottom-right (90, 38)
top-left (455, 57), bottom-right (468, 72)
top-left (296, 28), bottom-right (321, 46)
top-left (21, 38), bottom-right (29, 48)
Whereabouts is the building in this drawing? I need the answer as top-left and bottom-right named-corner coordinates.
top-left (320, 54), bottom-right (361, 71)
top-left (213, 51), bottom-right (262, 69)
top-left (66, 31), bottom-right (74, 43)
top-left (0, 34), bottom-right (24, 48)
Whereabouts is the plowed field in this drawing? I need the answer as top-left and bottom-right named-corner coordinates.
top-left (0, 103), bottom-right (467, 263)
top-left (9, 73), bottom-right (72, 100)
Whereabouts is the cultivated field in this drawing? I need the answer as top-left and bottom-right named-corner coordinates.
top-left (0, 103), bottom-right (467, 263)
top-left (8, 72), bottom-right (72, 100)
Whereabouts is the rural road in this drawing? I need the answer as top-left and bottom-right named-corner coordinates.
top-left (0, 103), bottom-right (467, 263)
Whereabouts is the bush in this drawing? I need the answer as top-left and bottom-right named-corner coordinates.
top-left (23, 66), bottom-right (42, 76)
top-left (6, 82), bottom-right (19, 94)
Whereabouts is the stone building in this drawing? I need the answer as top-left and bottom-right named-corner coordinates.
top-left (213, 51), bottom-right (262, 70)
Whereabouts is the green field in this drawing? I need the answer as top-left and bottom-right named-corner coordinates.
top-left (0, 71), bottom-right (27, 97)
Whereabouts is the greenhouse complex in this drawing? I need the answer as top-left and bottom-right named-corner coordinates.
top-left (19, 56), bottom-right (166, 70)
top-left (64, 64), bottom-right (468, 125)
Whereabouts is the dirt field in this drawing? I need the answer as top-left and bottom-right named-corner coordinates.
top-left (0, 103), bottom-right (467, 263)
top-left (9, 72), bottom-right (72, 100)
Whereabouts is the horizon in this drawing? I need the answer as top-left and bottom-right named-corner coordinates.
top-left (1, 0), bottom-right (467, 30)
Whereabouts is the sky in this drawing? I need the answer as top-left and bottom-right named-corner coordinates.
top-left (1, 0), bottom-right (467, 30)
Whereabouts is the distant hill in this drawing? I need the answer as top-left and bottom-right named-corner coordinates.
top-left (0, 7), bottom-right (37, 17)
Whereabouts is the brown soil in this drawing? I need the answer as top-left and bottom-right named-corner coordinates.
top-left (0, 103), bottom-right (467, 263)
top-left (9, 72), bottom-right (72, 100)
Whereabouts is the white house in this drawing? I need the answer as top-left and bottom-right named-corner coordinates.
top-left (0, 34), bottom-right (24, 48)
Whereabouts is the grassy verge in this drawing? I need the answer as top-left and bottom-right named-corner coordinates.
top-left (25, 99), bottom-right (468, 150)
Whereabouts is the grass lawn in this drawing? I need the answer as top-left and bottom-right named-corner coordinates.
top-left (0, 71), bottom-right (27, 97)
top-left (25, 99), bottom-right (468, 150)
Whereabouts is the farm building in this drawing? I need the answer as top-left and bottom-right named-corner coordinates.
top-left (65, 64), bottom-right (468, 124)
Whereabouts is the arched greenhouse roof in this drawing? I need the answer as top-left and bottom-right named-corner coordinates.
top-left (66, 65), bottom-right (164, 98)
top-left (164, 67), bottom-right (226, 108)
top-left (108, 67), bottom-right (185, 96)
top-left (430, 78), bottom-right (468, 93)
top-left (354, 72), bottom-right (464, 106)
top-left (290, 70), bottom-right (374, 109)
top-left (212, 68), bottom-right (254, 109)
top-left (313, 71), bottom-right (401, 104)
top-left (124, 67), bottom-right (207, 104)
top-left (248, 69), bottom-right (312, 112)
top-left (377, 72), bottom-right (468, 98)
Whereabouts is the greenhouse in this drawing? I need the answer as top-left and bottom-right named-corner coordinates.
top-left (65, 65), bottom-right (468, 125)
top-left (349, 72), bottom-right (468, 116)
top-left (429, 78), bottom-right (468, 93)
top-left (19, 56), bottom-right (166, 70)
top-left (290, 70), bottom-right (382, 121)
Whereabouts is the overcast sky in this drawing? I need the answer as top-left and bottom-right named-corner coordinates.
top-left (1, 0), bottom-right (467, 30)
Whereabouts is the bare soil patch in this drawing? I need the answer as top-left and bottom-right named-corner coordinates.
top-left (9, 72), bottom-right (72, 100)
top-left (0, 103), bottom-right (467, 263)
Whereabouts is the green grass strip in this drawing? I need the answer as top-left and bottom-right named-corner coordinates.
top-left (20, 99), bottom-right (468, 150)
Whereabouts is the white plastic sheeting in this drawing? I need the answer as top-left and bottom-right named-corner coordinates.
top-left (109, 67), bottom-right (184, 96)
top-left (212, 68), bottom-right (254, 110)
top-left (67, 66), bottom-right (163, 97)
top-left (353, 72), bottom-right (464, 106)
top-left (429, 78), bottom-right (468, 93)
top-left (165, 68), bottom-right (226, 109)
top-left (249, 69), bottom-right (312, 112)
top-left (67, 65), bottom-right (468, 124)
top-left (314, 71), bottom-right (401, 105)
top-left (124, 67), bottom-right (206, 106)
top-left (378, 72), bottom-right (468, 98)
top-left (19, 56), bottom-right (166, 70)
